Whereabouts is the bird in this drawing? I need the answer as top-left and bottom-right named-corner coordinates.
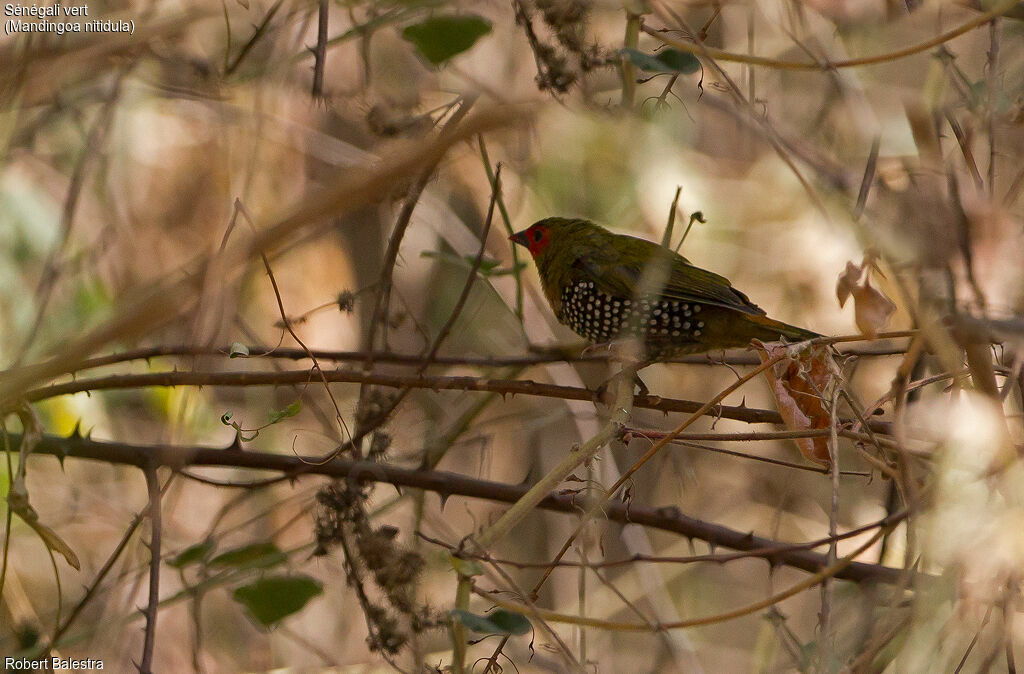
top-left (509, 217), bottom-right (819, 358)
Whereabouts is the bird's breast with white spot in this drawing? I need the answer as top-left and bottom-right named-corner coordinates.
top-left (559, 281), bottom-right (705, 345)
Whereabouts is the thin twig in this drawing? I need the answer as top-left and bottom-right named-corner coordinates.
top-left (1002, 163), bottom-right (1024, 208)
top-left (855, 137), bottom-right (881, 220)
top-left (629, 425), bottom-right (907, 451)
top-left (987, 17), bottom-right (1000, 198)
top-left (311, 0), bottom-right (328, 99)
top-left (621, 11), bottom-right (641, 108)
top-left (945, 109), bottom-right (985, 191)
top-left (660, 186), bottom-right (683, 249)
top-left (139, 463), bottom-right (162, 674)
top-left (478, 136), bottom-right (523, 319)
top-left (818, 386), bottom-right (842, 666)
top-left (0, 426), bottom-right (13, 599)
top-left (663, 438), bottom-right (872, 475)
top-left (225, 0), bottom-right (284, 76)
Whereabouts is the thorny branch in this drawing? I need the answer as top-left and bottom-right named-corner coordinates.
top-left (139, 463), bottom-right (162, 674)
top-left (2, 432), bottom-right (909, 585)
top-left (17, 366), bottom-right (905, 434)
top-left (0, 336), bottom-right (917, 381)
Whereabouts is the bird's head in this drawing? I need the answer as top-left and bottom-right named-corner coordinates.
top-left (510, 217), bottom-right (595, 260)
top-left (509, 221), bottom-right (552, 257)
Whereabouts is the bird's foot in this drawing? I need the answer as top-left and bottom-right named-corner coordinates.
top-left (580, 341), bottom-right (616, 358)
top-left (594, 368), bottom-right (651, 404)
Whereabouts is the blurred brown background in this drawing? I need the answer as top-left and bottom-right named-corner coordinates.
top-left (2, 0), bottom-right (1023, 671)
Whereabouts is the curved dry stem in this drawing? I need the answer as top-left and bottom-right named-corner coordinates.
top-left (645, 0), bottom-right (1018, 71)
top-left (473, 519), bottom-right (896, 632)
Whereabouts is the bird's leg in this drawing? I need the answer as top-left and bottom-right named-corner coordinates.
top-left (632, 370), bottom-right (651, 397)
top-left (586, 339), bottom-right (652, 403)
top-left (593, 360), bottom-right (652, 403)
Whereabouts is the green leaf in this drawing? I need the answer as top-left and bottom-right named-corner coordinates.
top-left (623, 47), bottom-right (700, 74)
top-left (209, 542), bottom-right (287, 569)
top-left (229, 342), bottom-right (249, 358)
top-left (169, 541), bottom-right (215, 568)
top-left (481, 260), bottom-right (524, 276)
top-left (450, 556), bottom-right (483, 577)
top-left (233, 575), bottom-right (323, 627)
top-left (477, 257), bottom-right (502, 272)
top-left (268, 400), bottom-right (301, 424)
top-left (487, 609), bottom-right (533, 635)
top-left (485, 262), bottom-right (528, 277)
top-left (402, 14), bottom-right (492, 65)
top-left (420, 250), bottom-right (524, 277)
top-left (451, 609), bottom-right (531, 635)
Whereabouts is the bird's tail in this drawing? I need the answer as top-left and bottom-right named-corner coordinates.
top-left (743, 314), bottom-right (820, 343)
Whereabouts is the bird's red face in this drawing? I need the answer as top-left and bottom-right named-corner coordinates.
top-left (509, 223), bottom-right (551, 257)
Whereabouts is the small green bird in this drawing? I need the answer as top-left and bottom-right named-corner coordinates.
top-left (509, 217), bottom-right (819, 357)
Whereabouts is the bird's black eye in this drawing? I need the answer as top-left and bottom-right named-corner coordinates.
top-left (533, 229), bottom-right (544, 242)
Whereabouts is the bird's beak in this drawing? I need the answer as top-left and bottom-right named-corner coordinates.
top-left (509, 230), bottom-right (529, 247)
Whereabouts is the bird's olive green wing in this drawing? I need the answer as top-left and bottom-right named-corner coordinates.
top-left (663, 262), bottom-right (766, 316)
top-left (572, 233), bottom-right (767, 315)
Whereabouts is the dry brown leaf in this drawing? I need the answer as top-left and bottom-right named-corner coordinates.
top-left (836, 260), bottom-right (863, 307)
top-left (837, 255), bottom-right (897, 337)
top-left (755, 341), bottom-right (834, 466)
top-left (852, 278), bottom-right (897, 338)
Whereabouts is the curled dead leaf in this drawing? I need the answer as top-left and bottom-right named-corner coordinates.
top-left (836, 260), bottom-right (863, 308)
top-left (836, 255), bottom-right (897, 337)
top-left (755, 341), bottom-right (835, 466)
top-left (852, 278), bottom-right (897, 338)
top-left (8, 488), bottom-right (81, 570)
